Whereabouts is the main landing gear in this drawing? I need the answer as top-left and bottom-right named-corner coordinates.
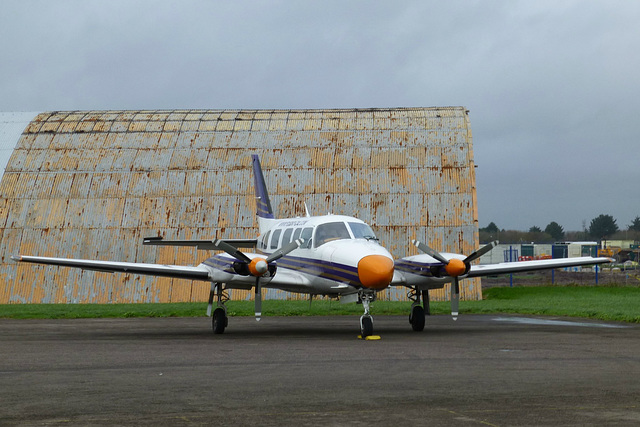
top-left (208, 282), bottom-right (229, 334)
top-left (408, 288), bottom-right (430, 332)
top-left (359, 290), bottom-right (376, 337)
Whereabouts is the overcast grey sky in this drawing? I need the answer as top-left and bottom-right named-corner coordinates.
top-left (1, 0), bottom-right (638, 232)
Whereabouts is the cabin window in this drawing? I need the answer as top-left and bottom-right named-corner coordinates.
top-left (348, 222), bottom-right (377, 240)
top-left (292, 228), bottom-right (302, 242)
top-left (282, 228), bottom-right (293, 245)
top-left (300, 227), bottom-right (313, 248)
top-left (270, 229), bottom-right (282, 249)
top-left (315, 222), bottom-right (351, 247)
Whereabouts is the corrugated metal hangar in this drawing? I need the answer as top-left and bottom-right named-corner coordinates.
top-left (0, 108), bottom-right (479, 304)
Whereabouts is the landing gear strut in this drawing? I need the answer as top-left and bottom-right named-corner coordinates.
top-left (359, 291), bottom-right (376, 337)
top-left (408, 288), bottom-right (429, 332)
top-left (208, 282), bottom-right (229, 334)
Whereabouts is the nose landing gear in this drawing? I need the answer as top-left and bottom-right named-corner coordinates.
top-left (359, 291), bottom-right (376, 337)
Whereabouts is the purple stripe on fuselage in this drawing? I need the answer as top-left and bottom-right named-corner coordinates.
top-left (277, 255), bottom-right (360, 285)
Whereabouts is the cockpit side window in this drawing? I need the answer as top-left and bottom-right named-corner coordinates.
top-left (300, 227), bottom-right (313, 248)
top-left (315, 222), bottom-right (351, 247)
top-left (261, 231), bottom-right (271, 250)
top-left (348, 222), bottom-right (377, 240)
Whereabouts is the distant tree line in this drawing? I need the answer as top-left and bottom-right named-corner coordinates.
top-left (480, 215), bottom-right (640, 244)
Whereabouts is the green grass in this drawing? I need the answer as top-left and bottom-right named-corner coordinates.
top-left (472, 286), bottom-right (640, 323)
top-left (1, 286), bottom-right (639, 323)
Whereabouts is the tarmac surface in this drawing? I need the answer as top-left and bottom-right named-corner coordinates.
top-left (1, 314), bottom-right (640, 426)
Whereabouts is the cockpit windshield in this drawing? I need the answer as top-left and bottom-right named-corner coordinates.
top-left (348, 222), bottom-right (377, 241)
top-left (314, 222), bottom-right (351, 247)
top-left (313, 221), bottom-right (378, 247)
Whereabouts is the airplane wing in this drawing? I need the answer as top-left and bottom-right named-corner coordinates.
top-left (262, 267), bottom-right (316, 294)
top-left (467, 256), bottom-right (612, 277)
top-left (11, 255), bottom-right (211, 281)
top-left (12, 253), bottom-right (316, 292)
top-left (393, 255), bottom-right (611, 288)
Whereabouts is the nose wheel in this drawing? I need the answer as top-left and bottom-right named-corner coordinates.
top-left (360, 315), bottom-right (373, 337)
top-left (359, 291), bottom-right (376, 337)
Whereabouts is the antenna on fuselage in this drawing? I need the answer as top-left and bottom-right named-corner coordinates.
top-left (304, 202), bottom-right (311, 218)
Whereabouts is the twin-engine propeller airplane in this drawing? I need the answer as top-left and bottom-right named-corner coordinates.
top-left (13, 155), bottom-right (612, 336)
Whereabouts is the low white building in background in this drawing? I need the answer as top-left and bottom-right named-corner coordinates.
top-left (478, 242), bottom-right (598, 265)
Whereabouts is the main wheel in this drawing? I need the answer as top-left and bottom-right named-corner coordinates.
top-left (212, 307), bottom-right (227, 334)
top-left (360, 315), bottom-right (373, 337)
top-left (410, 305), bottom-right (425, 331)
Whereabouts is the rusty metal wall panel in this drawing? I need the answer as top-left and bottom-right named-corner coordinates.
top-left (0, 107), bottom-right (479, 304)
top-left (0, 172), bottom-right (19, 199)
top-left (5, 149), bottom-right (29, 172)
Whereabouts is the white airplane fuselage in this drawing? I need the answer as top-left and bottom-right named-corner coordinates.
top-left (201, 214), bottom-right (395, 296)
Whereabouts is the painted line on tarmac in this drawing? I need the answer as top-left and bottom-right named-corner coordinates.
top-left (492, 317), bottom-right (629, 329)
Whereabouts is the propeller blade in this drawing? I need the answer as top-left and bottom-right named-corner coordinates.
top-left (212, 239), bottom-right (252, 263)
top-left (255, 277), bottom-right (262, 322)
top-left (412, 239), bottom-right (450, 265)
top-left (266, 238), bottom-right (304, 263)
top-left (464, 240), bottom-right (498, 264)
top-left (451, 278), bottom-right (460, 321)
top-left (412, 240), bottom-right (496, 321)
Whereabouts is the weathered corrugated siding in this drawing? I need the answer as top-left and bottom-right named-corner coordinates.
top-left (0, 108), bottom-right (479, 304)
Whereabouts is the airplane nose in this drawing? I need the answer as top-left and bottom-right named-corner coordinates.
top-left (357, 255), bottom-right (394, 289)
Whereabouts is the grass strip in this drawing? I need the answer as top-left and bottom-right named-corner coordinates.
top-left (475, 286), bottom-right (640, 323)
top-left (0, 286), bottom-right (638, 323)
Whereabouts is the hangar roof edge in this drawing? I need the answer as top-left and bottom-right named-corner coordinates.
top-left (0, 112), bottom-right (42, 177)
top-left (31, 106), bottom-right (469, 118)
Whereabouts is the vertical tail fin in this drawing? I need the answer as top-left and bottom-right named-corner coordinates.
top-left (252, 155), bottom-right (274, 219)
top-left (251, 155), bottom-right (276, 233)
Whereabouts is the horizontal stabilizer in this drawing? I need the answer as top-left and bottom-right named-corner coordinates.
top-left (143, 237), bottom-right (257, 250)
